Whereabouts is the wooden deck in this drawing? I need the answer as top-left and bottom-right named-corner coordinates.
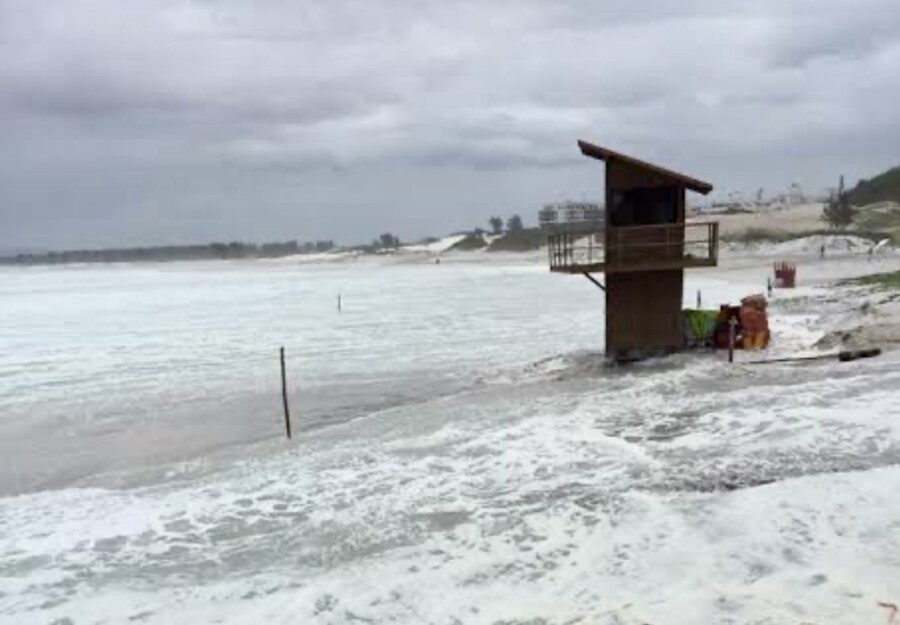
top-left (550, 256), bottom-right (718, 274)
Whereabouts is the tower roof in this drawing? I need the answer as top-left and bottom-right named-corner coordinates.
top-left (578, 140), bottom-right (713, 195)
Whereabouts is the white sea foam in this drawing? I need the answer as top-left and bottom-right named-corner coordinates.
top-left (2, 259), bottom-right (900, 624)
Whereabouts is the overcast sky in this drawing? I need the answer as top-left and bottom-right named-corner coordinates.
top-left (2, 0), bottom-right (900, 249)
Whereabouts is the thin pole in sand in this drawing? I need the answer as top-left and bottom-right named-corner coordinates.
top-left (280, 346), bottom-right (292, 439)
top-left (728, 317), bottom-right (737, 363)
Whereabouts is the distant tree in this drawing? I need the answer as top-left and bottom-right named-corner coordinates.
top-left (379, 233), bottom-right (400, 249)
top-left (822, 175), bottom-right (856, 230)
top-left (506, 215), bottom-right (524, 233)
top-left (210, 242), bottom-right (229, 259)
top-left (260, 240), bottom-right (300, 257)
top-left (488, 216), bottom-right (504, 235)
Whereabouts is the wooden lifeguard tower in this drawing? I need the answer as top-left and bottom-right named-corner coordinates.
top-left (548, 140), bottom-right (718, 361)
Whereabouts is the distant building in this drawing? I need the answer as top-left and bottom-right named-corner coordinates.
top-left (787, 183), bottom-right (806, 205)
top-left (539, 201), bottom-right (604, 231)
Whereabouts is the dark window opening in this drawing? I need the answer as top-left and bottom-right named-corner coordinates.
top-left (609, 186), bottom-right (679, 226)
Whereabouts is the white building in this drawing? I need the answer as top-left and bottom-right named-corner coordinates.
top-left (539, 201), bottom-right (604, 230)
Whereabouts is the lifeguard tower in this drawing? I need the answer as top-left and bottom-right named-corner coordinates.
top-left (548, 140), bottom-right (718, 361)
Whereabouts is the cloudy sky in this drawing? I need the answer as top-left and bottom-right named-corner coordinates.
top-left (2, 0), bottom-right (900, 249)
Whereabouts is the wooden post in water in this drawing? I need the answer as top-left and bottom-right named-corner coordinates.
top-left (728, 317), bottom-right (737, 363)
top-left (280, 346), bottom-right (292, 439)
top-left (696, 290), bottom-right (701, 309)
top-left (338, 293), bottom-right (342, 312)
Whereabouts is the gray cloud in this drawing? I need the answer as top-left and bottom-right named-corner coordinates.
top-left (2, 0), bottom-right (900, 249)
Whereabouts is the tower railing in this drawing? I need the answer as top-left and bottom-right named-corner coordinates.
top-left (548, 222), bottom-right (718, 273)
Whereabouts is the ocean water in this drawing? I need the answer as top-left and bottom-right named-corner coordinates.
top-left (1, 258), bottom-right (899, 624)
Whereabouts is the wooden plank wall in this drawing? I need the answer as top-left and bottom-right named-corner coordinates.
top-left (604, 158), bottom-right (686, 355)
top-left (605, 270), bottom-right (684, 353)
